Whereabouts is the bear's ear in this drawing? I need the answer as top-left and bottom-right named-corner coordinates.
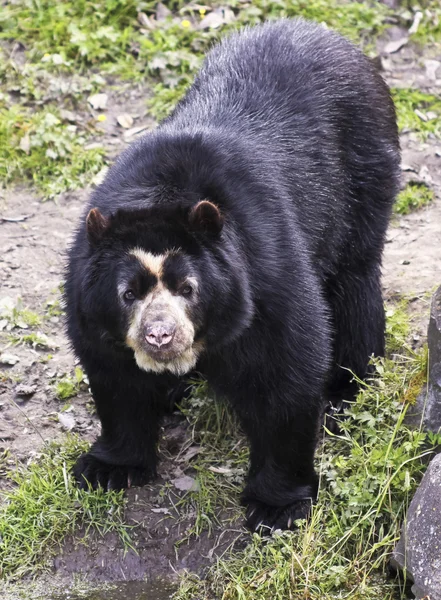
top-left (86, 208), bottom-right (110, 245)
top-left (188, 200), bottom-right (223, 236)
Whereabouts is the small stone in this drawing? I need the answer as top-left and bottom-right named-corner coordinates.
top-left (0, 353), bottom-right (20, 365)
top-left (418, 165), bottom-right (432, 184)
top-left (151, 507), bottom-right (171, 514)
top-left (19, 134), bottom-right (31, 154)
top-left (87, 93), bottom-right (108, 110)
top-left (172, 475), bottom-right (199, 492)
top-left (384, 37), bottom-right (408, 54)
top-left (15, 384), bottom-right (37, 397)
top-left (425, 60), bottom-right (441, 81)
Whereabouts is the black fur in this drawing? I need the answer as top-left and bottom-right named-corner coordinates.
top-left (65, 19), bottom-right (400, 532)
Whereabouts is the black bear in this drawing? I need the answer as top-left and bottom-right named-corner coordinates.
top-left (65, 19), bottom-right (400, 532)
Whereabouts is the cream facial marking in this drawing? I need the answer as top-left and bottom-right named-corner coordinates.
top-left (129, 248), bottom-right (170, 278)
top-left (124, 249), bottom-right (202, 376)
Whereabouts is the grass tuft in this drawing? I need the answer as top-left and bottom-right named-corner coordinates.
top-left (54, 367), bottom-right (86, 400)
top-left (394, 183), bottom-right (434, 215)
top-left (393, 88), bottom-right (441, 140)
top-left (0, 436), bottom-right (132, 581)
top-left (0, 104), bottom-right (106, 198)
top-left (174, 380), bottom-right (247, 540)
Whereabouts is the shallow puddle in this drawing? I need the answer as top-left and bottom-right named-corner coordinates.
top-left (53, 580), bottom-right (176, 600)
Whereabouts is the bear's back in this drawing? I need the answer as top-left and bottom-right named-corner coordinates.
top-left (168, 19), bottom-right (394, 141)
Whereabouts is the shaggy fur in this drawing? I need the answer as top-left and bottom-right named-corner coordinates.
top-left (65, 19), bottom-right (400, 531)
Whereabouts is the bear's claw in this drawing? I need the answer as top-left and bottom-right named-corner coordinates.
top-left (74, 453), bottom-right (155, 491)
top-left (245, 498), bottom-right (313, 533)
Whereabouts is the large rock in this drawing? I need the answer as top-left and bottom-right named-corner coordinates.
top-left (393, 453), bottom-right (441, 599)
top-left (407, 286), bottom-right (441, 431)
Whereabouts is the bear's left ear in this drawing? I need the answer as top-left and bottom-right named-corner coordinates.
top-left (188, 200), bottom-right (224, 236)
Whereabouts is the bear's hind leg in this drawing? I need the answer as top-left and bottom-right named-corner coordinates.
top-left (325, 262), bottom-right (386, 419)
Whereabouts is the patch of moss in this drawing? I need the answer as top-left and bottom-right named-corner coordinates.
top-left (393, 88), bottom-right (441, 140)
top-left (394, 183), bottom-right (434, 215)
top-left (54, 368), bottom-right (85, 400)
top-left (0, 104), bottom-right (106, 198)
top-left (401, 2), bottom-right (441, 44)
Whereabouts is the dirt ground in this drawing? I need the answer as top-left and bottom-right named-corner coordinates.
top-left (0, 27), bottom-right (440, 598)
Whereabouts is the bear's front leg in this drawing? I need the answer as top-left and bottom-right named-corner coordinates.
top-left (74, 364), bottom-right (169, 491)
top-left (236, 396), bottom-right (323, 533)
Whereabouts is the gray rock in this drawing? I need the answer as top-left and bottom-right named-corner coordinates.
top-left (407, 286), bottom-right (441, 432)
top-left (393, 453), bottom-right (441, 599)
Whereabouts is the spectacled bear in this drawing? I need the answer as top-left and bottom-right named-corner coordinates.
top-left (65, 18), bottom-right (400, 532)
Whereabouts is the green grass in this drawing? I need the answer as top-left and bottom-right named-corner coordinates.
top-left (394, 183), bottom-right (434, 215)
top-left (0, 297), bottom-right (41, 330)
top-left (0, 436), bottom-right (131, 581)
top-left (401, 1), bottom-right (441, 44)
top-left (385, 300), bottom-right (412, 353)
top-left (8, 331), bottom-right (57, 350)
top-left (0, 0), bottom-right (393, 192)
top-left (173, 381), bottom-right (247, 540)
top-left (0, 0), bottom-right (391, 75)
top-left (0, 103), bottom-right (106, 198)
top-left (393, 88), bottom-right (441, 140)
top-left (54, 367), bottom-right (85, 400)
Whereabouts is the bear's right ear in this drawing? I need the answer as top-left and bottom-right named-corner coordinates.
top-left (188, 200), bottom-right (224, 236)
top-left (86, 208), bottom-right (110, 245)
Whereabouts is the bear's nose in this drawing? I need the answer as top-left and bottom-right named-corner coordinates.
top-left (145, 320), bottom-right (176, 348)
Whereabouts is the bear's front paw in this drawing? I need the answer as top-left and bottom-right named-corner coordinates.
top-left (245, 498), bottom-right (313, 533)
top-left (73, 453), bottom-right (155, 491)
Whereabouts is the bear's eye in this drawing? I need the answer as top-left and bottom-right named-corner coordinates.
top-left (123, 289), bottom-right (136, 302)
top-left (181, 284), bottom-right (193, 297)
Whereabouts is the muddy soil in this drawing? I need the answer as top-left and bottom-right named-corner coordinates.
top-left (0, 31), bottom-right (440, 600)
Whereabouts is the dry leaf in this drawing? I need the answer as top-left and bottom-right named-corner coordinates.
top-left (208, 466), bottom-right (232, 474)
top-left (19, 134), bottom-right (31, 154)
top-left (151, 507), bottom-right (171, 514)
top-left (408, 11), bottom-right (423, 35)
top-left (384, 38), bottom-right (408, 54)
top-left (138, 12), bottom-right (155, 29)
top-left (123, 125), bottom-right (147, 138)
top-left (156, 2), bottom-right (171, 21)
top-left (117, 114), bottom-right (134, 129)
top-left (414, 109), bottom-right (428, 122)
top-left (58, 412), bottom-right (76, 431)
top-left (180, 445), bottom-right (202, 462)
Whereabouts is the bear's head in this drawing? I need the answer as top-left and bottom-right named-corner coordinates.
top-left (81, 200), bottom-right (253, 376)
